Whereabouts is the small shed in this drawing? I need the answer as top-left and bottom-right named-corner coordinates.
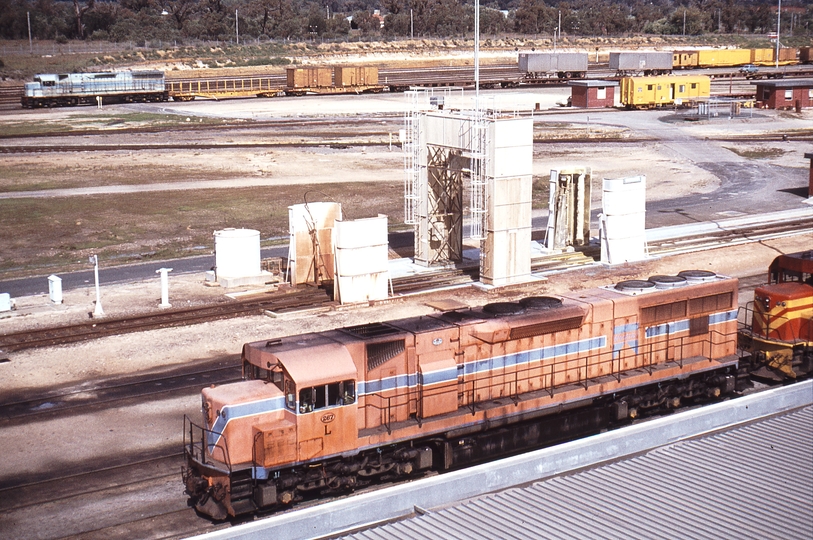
top-left (805, 152), bottom-right (813, 198)
top-left (751, 79), bottom-right (813, 110)
top-left (568, 80), bottom-right (619, 108)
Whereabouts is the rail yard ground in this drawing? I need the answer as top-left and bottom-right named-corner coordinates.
top-left (0, 89), bottom-right (811, 279)
top-left (1, 57), bottom-right (813, 537)
top-left (1, 235), bottom-right (812, 540)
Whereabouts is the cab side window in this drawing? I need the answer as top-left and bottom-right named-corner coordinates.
top-left (285, 379), bottom-right (296, 411)
top-left (298, 380), bottom-right (356, 413)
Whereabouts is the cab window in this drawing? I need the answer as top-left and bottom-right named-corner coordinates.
top-left (298, 379), bottom-right (356, 413)
top-left (244, 362), bottom-right (283, 390)
top-left (285, 379), bottom-right (296, 411)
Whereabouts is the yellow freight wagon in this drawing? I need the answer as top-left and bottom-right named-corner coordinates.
top-left (620, 75), bottom-right (710, 108)
top-left (697, 49), bottom-right (751, 67)
top-left (751, 49), bottom-right (775, 65)
top-left (673, 50), bottom-right (700, 69)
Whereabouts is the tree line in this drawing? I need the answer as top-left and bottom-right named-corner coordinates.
top-left (1, 0), bottom-right (811, 43)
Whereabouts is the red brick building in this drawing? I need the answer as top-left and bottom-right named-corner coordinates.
top-left (568, 80), bottom-right (619, 108)
top-left (752, 79), bottom-right (813, 110)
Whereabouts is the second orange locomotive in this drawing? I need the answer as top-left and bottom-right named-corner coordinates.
top-left (184, 271), bottom-right (739, 519)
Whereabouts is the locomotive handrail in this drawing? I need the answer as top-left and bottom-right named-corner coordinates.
top-left (450, 328), bottom-right (737, 411)
top-left (184, 415), bottom-right (233, 474)
top-left (357, 325), bottom-right (737, 435)
top-left (738, 304), bottom-right (800, 341)
top-left (363, 393), bottom-right (395, 435)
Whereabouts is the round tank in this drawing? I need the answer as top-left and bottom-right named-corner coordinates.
top-left (214, 228), bottom-right (261, 279)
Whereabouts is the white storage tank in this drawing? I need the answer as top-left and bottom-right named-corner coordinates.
top-left (600, 175), bottom-right (648, 265)
top-left (214, 228), bottom-right (261, 279)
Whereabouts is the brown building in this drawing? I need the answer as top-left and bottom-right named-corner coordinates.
top-left (752, 79), bottom-right (813, 110)
top-left (568, 80), bottom-right (619, 108)
top-left (805, 152), bottom-right (813, 198)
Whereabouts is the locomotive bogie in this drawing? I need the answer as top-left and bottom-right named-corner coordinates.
top-left (185, 273), bottom-right (740, 518)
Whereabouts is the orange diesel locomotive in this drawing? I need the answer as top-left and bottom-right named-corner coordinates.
top-left (183, 271), bottom-right (739, 519)
top-left (740, 250), bottom-right (813, 381)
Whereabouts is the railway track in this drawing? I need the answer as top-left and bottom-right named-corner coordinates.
top-left (0, 268), bottom-right (480, 354)
top-left (0, 286), bottom-right (332, 353)
top-left (647, 215), bottom-right (813, 257)
top-left (0, 359), bottom-right (240, 422)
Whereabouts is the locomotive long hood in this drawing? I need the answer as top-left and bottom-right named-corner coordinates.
top-left (472, 304), bottom-right (587, 344)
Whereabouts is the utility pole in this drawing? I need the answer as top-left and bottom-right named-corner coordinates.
top-left (475, 0), bottom-right (479, 103)
top-left (236, 9), bottom-right (239, 44)
top-left (775, 0), bottom-right (781, 68)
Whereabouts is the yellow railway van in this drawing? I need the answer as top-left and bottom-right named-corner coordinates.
top-left (620, 75), bottom-right (711, 108)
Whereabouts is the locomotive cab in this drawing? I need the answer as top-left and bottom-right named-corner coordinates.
top-left (185, 336), bottom-right (361, 519)
top-left (740, 250), bottom-right (813, 380)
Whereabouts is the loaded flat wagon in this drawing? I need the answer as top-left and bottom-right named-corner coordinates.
top-left (519, 52), bottom-right (589, 80)
top-left (620, 75), bottom-right (710, 108)
top-left (610, 52), bottom-right (672, 76)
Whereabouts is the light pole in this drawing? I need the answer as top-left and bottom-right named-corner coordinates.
top-left (89, 254), bottom-right (104, 317)
top-left (775, 0), bottom-right (781, 68)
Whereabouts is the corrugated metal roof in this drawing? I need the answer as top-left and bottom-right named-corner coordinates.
top-left (340, 406), bottom-right (813, 540)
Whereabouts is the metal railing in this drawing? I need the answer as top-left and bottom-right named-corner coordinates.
top-left (451, 329), bottom-right (734, 413)
top-left (739, 302), bottom-right (809, 342)
top-left (183, 415), bottom-right (232, 473)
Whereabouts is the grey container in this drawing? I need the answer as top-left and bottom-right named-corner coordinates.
top-left (609, 51), bottom-right (673, 71)
top-left (519, 52), bottom-right (588, 74)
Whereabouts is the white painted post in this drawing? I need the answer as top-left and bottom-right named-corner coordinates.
top-left (156, 268), bottom-right (173, 307)
top-left (90, 255), bottom-right (104, 316)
